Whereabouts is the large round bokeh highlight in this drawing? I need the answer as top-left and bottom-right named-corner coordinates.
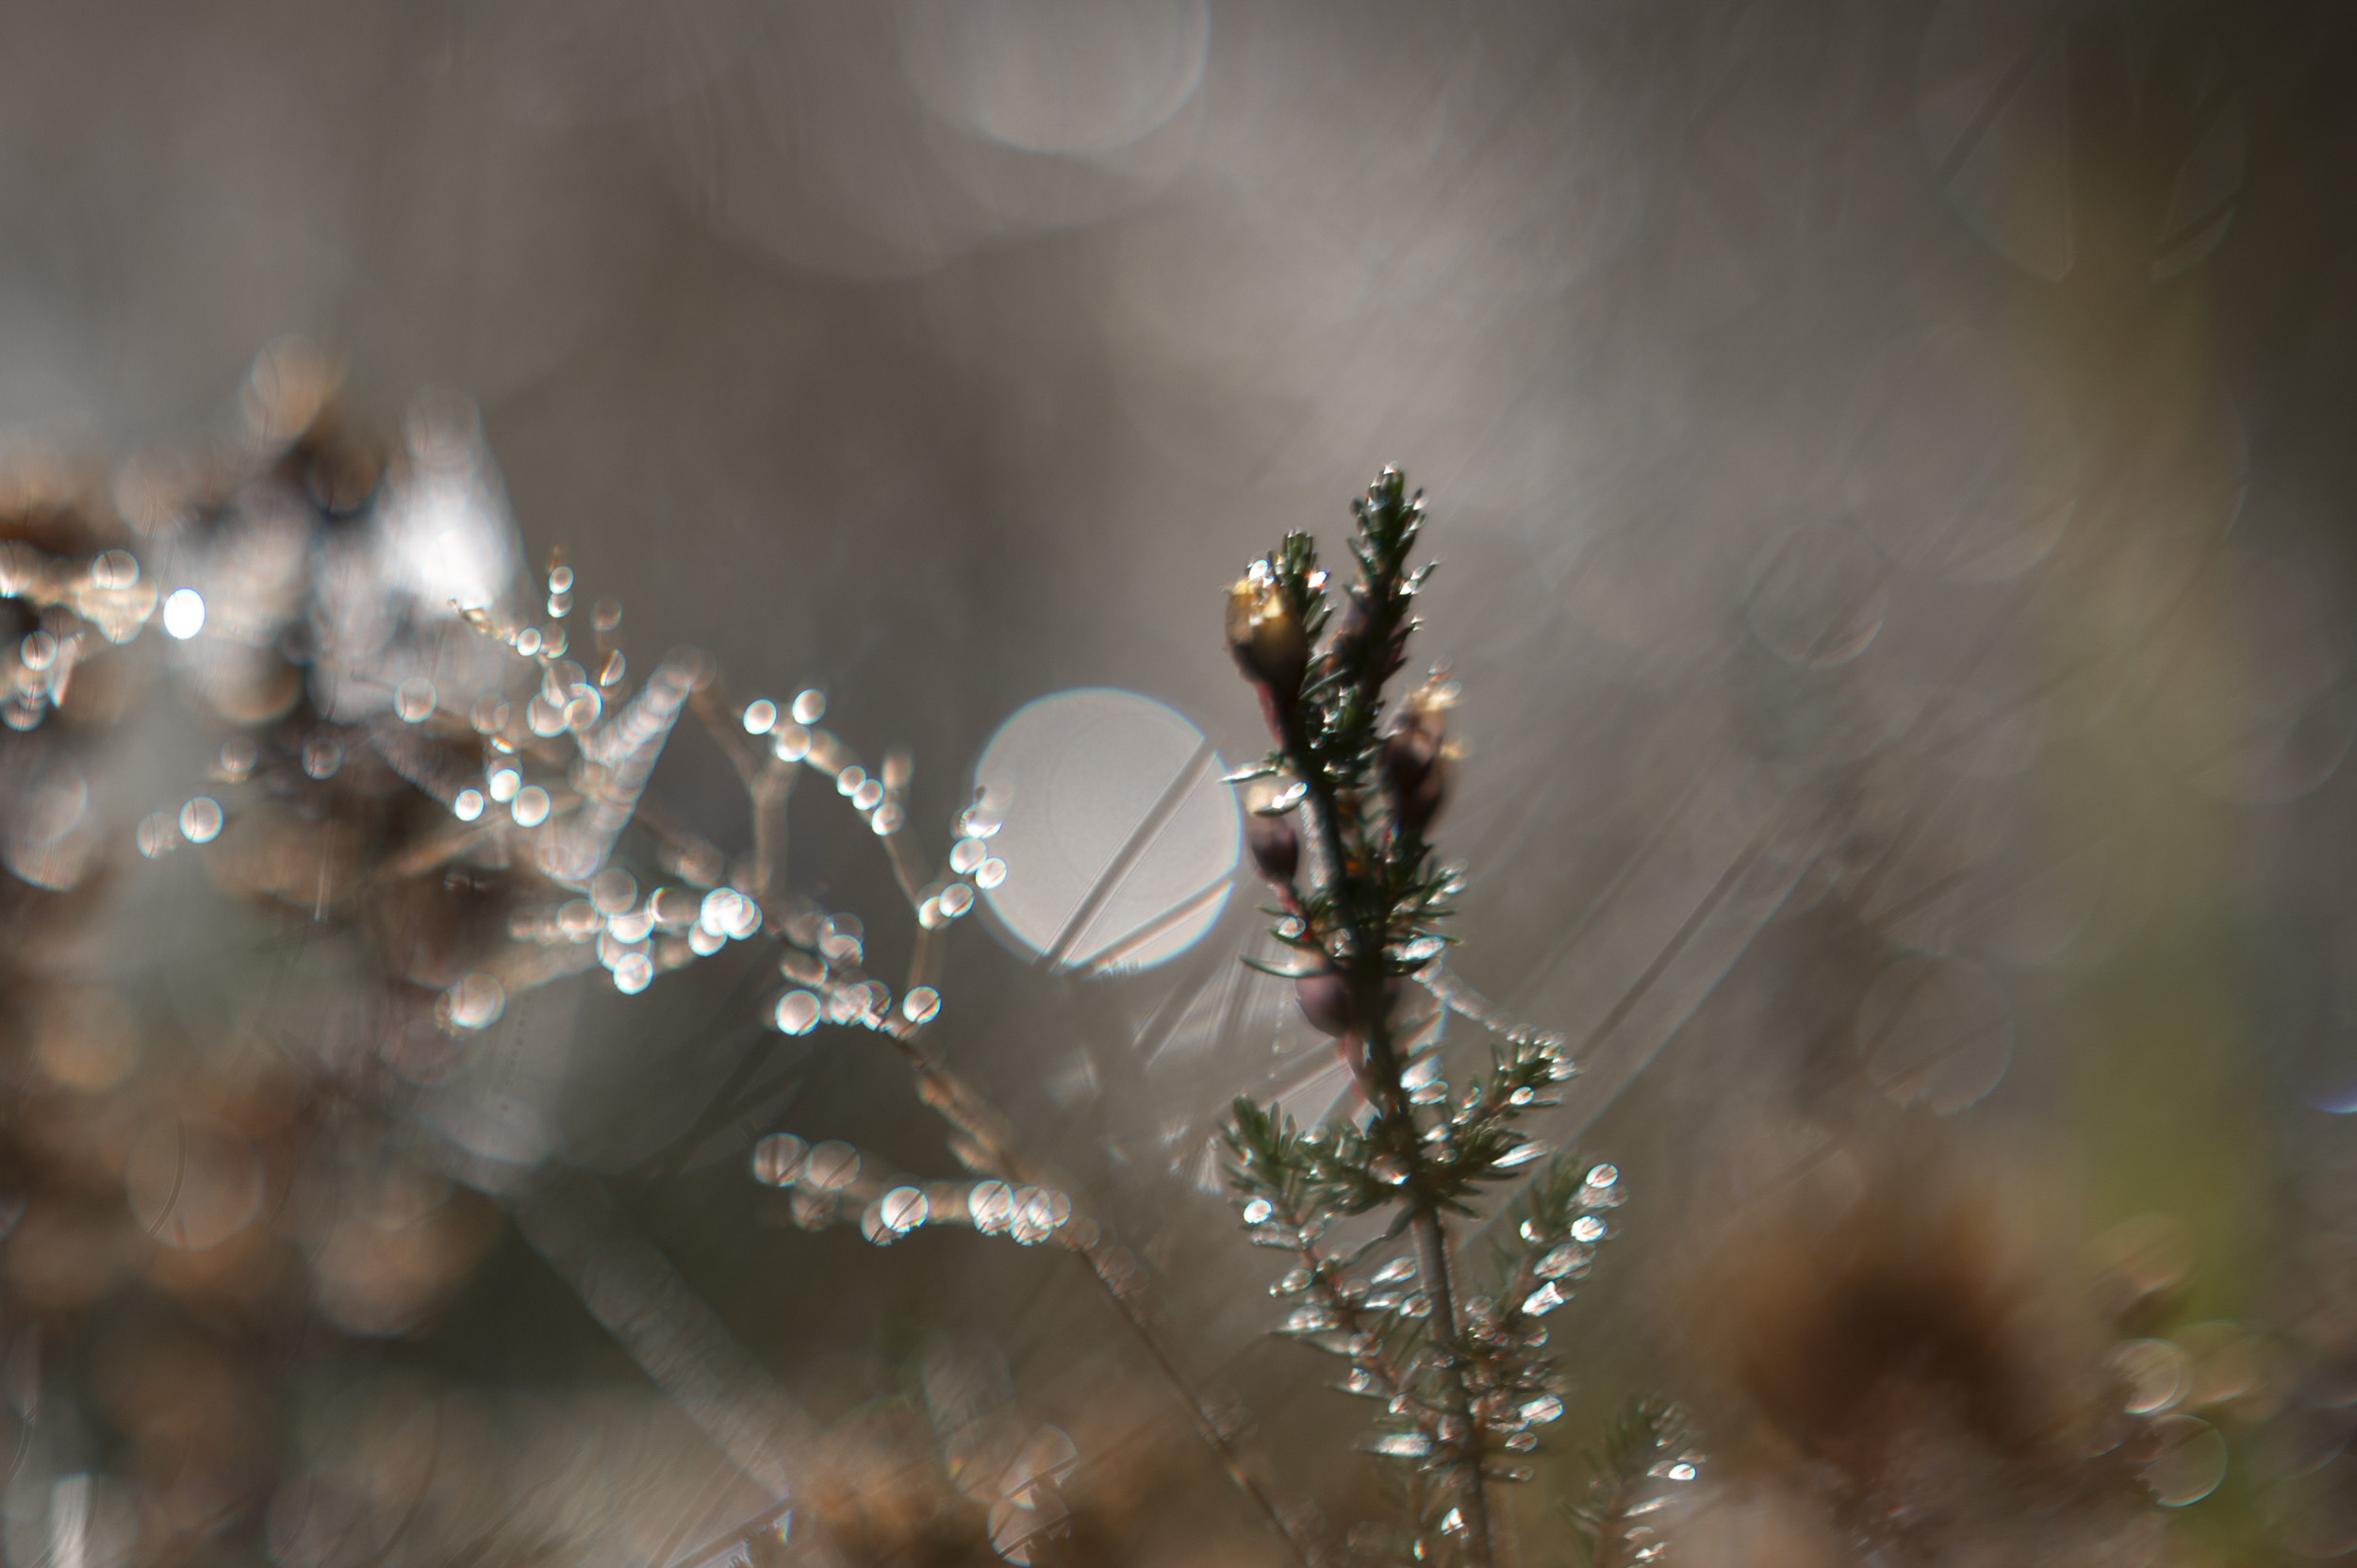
top-left (970, 688), bottom-right (1239, 973)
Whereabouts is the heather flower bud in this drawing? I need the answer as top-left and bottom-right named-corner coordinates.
top-left (1382, 681), bottom-right (1454, 835)
top-left (1295, 970), bottom-right (1356, 1037)
top-left (1245, 810), bottom-right (1299, 885)
top-left (1295, 970), bottom-right (1404, 1042)
top-left (1227, 566), bottom-right (1310, 697)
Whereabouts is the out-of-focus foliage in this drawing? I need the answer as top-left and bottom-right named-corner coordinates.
top-left (2, 2), bottom-right (2356, 1566)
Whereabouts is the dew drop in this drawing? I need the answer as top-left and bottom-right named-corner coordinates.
top-left (903, 986), bottom-right (942, 1024)
top-left (1536, 1243), bottom-right (1592, 1280)
top-left (774, 990), bottom-right (820, 1034)
top-left (513, 627), bottom-right (542, 657)
top-left (1366, 1432), bottom-right (1433, 1459)
top-left (1494, 1140), bottom-right (1548, 1169)
top-left (613, 953), bottom-right (654, 994)
top-left (396, 677), bottom-right (437, 722)
top-left (689, 924), bottom-right (726, 956)
top-left (792, 689), bottom-right (826, 724)
top-left (1585, 1163), bottom-right (1619, 1190)
top-left (219, 734), bottom-right (257, 780)
top-left (752, 1132), bottom-right (806, 1186)
top-left (136, 810), bottom-right (177, 858)
top-left (959, 802), bottom-right (1003, 838)
top-left (772, 724), bottom-right (812, 762)
top-left (549, 564), bottom-right (575, 594)
top-left (161, 587), bottom-right (206, 639)
top-left (179, 797), bottom-right (223, 843)
top-left (872, 802), bottom-right (904, 834)
top-left (940, 883), bottom-right (975, 919)
top-left (1241, 1198), bottom-right (1275, 1225)
top-left (453, 788), bottom-right (486, 821)
top-left (488, 767), bottom-right (520, 802)
top-left (2113, 1338), bottom-right (2191, 1415)
top-left (742, 699), bottom-right (778, 735)
top-left (91, 549), bottom-right (139, 589)
top-left (558, 900), bottom-right (599, 939)
top-left (804, 1141), bottom-right (859, 1190)
top-left (1373, 1256), bottom-right (1416, 1284)
top-left (975, 858), bottom-right (1007, 890)
top-left (303, 734), bottom-right (343, 779)
top-left (511, 785), bottom-right (551, 827)
top-left (438, 973), bottom-right (506, 1031)
top-left (701, 888), bottom-right (751, 937)
top-left (818, 914), bottom-right (864, 963)
top-left (970, 1180), bottom-right (1015, 1232)
top-left (588, 867), bottom-right (636, 914)
top-left (836, 765), bottom-right (866, 799)
top-left (527, 695), bottom-right (567, 736)
top-left (2142, 1413), bottom-right (2229, 1507)
top-left (598, 649), bottom-right (626, 685)
top-left (1570, 1215), bottom-right (1607, 1244)
top-left (881, 1186), bottom-right (928, 1233)
top-left (1523, 1282), bottom-right (1566, 1316)
top-left (853, 778), bottom-right (884, 812)
top-left (950, 837), bottom-right (987, 873)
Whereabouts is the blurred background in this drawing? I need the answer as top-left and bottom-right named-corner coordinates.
top-left (2, 0), bottom-right (2356, 1564)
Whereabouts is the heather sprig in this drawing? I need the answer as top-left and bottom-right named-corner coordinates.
top-left (1220, 470), bottom-right (1606, 1568)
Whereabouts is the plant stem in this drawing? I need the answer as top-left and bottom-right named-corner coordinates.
top-left (1288, 710), bottom-right (1494, 1568)
top-left (1371, 988), bottom-right (1495, 1568)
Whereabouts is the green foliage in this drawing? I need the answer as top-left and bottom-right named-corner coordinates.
top-left (1563, 1397), bottom-right (1695, 1568)
top-left (1216, 470), bottom-right (1655, 1568)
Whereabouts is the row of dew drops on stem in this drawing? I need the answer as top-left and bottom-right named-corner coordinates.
top-left (135, 552), bottom-right (1006, 1034)
top-left (1244, 1160), bottom-right (1631, 1460)
top-left (3, 542), bottom-right (157, 729)
top-left (749, 1130), bottom-right (1080, 1249)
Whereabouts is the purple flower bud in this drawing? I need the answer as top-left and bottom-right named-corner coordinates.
top-left (1295, 971), bottom-right (1405, 1043)
top-left (1245, 811), bottom-right (1299, 885)
top-left (1295, 971), bottom-right (1356, 1037)
top-left (1382, 697), bottom-right (1449, 836)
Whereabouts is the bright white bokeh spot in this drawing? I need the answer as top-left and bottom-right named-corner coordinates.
top-left (161, 587), bottom-right (206, 639)
top-left (971, 687), bottom-right (1237, 973)
top-left (380, 392), bottom-right (520, 614)
top-left (178, 797), bottom-right (223, 844)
